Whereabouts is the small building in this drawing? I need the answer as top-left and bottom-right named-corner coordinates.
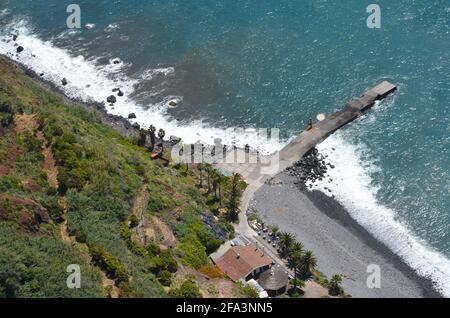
top-left (215, 244), bottom-right (272, 282)
top-left (257, 265), bottom-right (289, 297)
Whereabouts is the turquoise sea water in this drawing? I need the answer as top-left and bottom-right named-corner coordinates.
top-left (0, 0), bottom-right (449, 295)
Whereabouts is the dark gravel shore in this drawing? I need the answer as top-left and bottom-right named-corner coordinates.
top-left (250, 172), bottom-right (442, 298)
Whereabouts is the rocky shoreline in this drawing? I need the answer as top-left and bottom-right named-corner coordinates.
top-left (0, 52), bottom-right (176, 150)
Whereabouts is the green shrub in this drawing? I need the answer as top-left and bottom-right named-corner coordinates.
top-left (40, 196), bottom-right (64, 222)
top-left (0, 98), bottom-right (14, 127)
top-left (328, 274), bottom-right (344, 296)
top-left (0, 176), bottom-right (23, 193)
top-left (157, 270), bottom-right (172, 287)
top-left (168, 279), bottom-right (202, 298)
top-left (89, 244), bottom-right (128, 283)
top-left (145, 242), bottom-right (161, 257)
top-left (129, 214), bottom-right (139, 228)
top-left (177, 235), bottom-right (208, 269)
top-left (148, 250), bottom-right (178, 274)
top-left (240, 283), bottom-right (259, 298)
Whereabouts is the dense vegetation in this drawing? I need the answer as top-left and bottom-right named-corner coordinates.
top-left (0, 57), bottom-right (236, 298)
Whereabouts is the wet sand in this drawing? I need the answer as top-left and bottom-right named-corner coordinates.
top-left (250, 172), bottom-right (441, 298)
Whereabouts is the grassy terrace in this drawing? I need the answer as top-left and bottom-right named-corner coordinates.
top-left (0, 57), bottom-right (242, 298)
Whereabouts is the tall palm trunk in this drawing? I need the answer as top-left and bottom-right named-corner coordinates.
top-left (218, 182), bottom-right (222, 206)
top-left (199, 164), bottom-right (203, 188)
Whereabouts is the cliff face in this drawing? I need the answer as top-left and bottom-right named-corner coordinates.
top-left (0, 57), bottom-right (232, 298)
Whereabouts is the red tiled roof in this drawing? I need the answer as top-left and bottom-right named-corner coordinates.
top-left (215, 245), bottom-right (272, 281)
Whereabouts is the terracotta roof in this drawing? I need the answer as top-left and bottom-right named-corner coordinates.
top-left (215, 245), bottom-right (272, 281)
top-left (257, 265), bottom-right (289, 291)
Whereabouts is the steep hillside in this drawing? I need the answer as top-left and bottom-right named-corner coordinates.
top-left (0, 56), bottom-right (237, 298)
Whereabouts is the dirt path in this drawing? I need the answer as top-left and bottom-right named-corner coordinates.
top-left (151, 216), bottom-right (177, 246)
top-left (131, 184), bottom-right (150, 245)
top-left (18, 114), bottom-right (120, 298)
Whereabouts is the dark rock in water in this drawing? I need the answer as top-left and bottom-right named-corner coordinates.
top-left (128, 113), bottom-right (136, 119)
top-left (169, 136), bottom-right (181, 144)
top-left (117, 90), bottom-right (124, 97)
top-left (16, 46), bottom-right (24, 53)
top-left (86, 84), bottom-right (91, 88)
top-left (112, 88), bottom-right (120, 92)
top-left (12, 34), bottom-right (18, 41)
top-left (39, 73), bottom-right (44, 77)
top-left (61, 78), bottom-right (68, 86)
top-left (112, 59), bottom-right (120, 64)
top-left (168, 100), bottom-right (178, 107)
top-left (106, 95), bottom-right (117, 103)
top-left (132, 123), bottom-right (140, 130)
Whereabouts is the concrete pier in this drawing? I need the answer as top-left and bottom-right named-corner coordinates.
top-left (215, 81), bottom-right (397, 180)
top-left (278, 81), bottom-right (397, 171)
top-left (212, 81), bottom-right (398, 276)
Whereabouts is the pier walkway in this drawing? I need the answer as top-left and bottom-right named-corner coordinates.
top-left (215, 81), bottom-right (397, 181)
top-left (210, 81), bottom-right (397, 297)
top-left (211, 81), bottom-right (397, 269)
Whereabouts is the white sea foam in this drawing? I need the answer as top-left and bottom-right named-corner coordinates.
top-left (0, 8), bottom-right (11, 18)
top-left (84, 23), bottom-right (96, 30)
top-left (0, 20), bottom-right (283, 154)
top-left (309, 131), bottom-right (450, 297)
top-left (104, 23), bottom-right (120, 32)
top-left (141, 67), bottom-right (175, 80)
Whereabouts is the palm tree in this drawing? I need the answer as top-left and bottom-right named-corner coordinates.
top-left (158, 128), bottom-right (166, 152)
top-left (328, 274), bottom-right (344, 296)
top-left (269, 225), bottom-right (280, 238)
top-left (198, 162), bottom-right (204, 188)
top-left (211, 169), bottom-right (219, 200)
top-left (290, 241), bottom-right (304, 255)
top-left (226, 173), bottom-right (241, 223)
top-left (290, 278), bottom-right (305, 293)
top-left (147, 125), bottom-right (156, 150)
top-left (204, 163), bottom-right (212, 193)
top-left (138, 128), bottom-right (147, 147)
top-left (288, 250), bottom-right (302, 280)
top-left (216, 173), bottom-right (223, 206)
top-left (299, 250), bottom-right (317, 277)
top-left (277, 232), bottom-right (295, 257)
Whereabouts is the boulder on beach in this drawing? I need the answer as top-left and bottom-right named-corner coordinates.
top-left (107, 95), bottom-right (117, 103)
top-left (132, 123), bottom-right (140, 130)
top-left (117, 90), bottom-right (124, 97)
top-left (61, 78), bottom-right (68, 86)
top-left (128, 113), bottom-right (136, 119)
top-left (16, 46), bottom-right (24, 53)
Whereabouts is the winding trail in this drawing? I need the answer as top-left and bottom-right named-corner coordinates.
top-left (22, 113), bottom-right (120, 298)
top-left (131, 183), bottom-right (150, 245)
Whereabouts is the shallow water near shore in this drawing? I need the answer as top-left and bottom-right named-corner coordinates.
top-left (0, 0), bottom-right (449, 296)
